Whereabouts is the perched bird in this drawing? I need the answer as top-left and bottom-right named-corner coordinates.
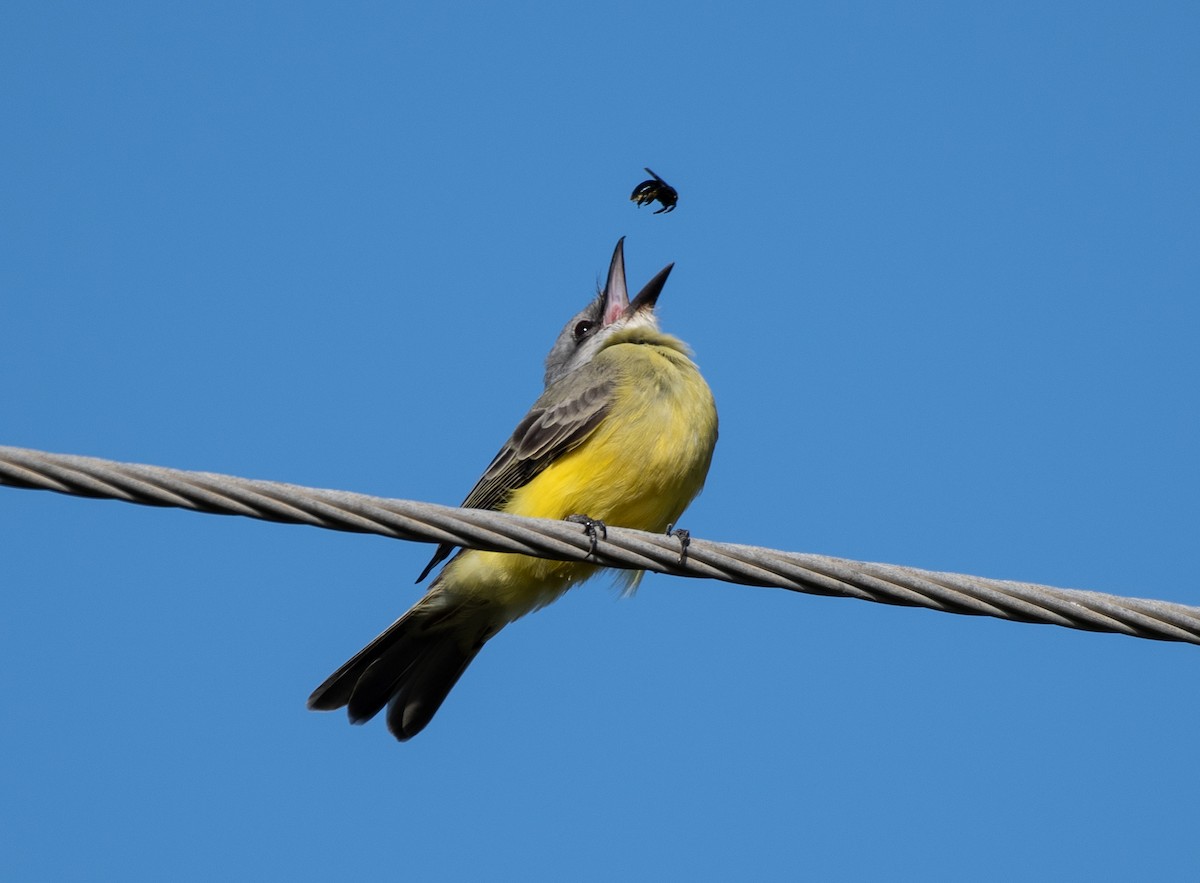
top-left (308, 238), bottom-right (718, 740)
top-left (630, 167), bottom-right (679, 214)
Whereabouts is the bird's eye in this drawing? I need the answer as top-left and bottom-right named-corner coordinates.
top-left (573, 320), bottom-right (596, 341)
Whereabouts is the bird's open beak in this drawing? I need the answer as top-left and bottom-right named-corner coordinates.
top-left (602, 237), bottom-right (674, 327)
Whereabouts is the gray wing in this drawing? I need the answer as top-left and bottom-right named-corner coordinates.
top-left (416, 363), bottom-right (617, 582)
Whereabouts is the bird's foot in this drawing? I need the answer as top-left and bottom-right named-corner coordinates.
top-left (666, 523), bottom-right (691, 565)
top-left (567, 514), bottom-right (608, 557)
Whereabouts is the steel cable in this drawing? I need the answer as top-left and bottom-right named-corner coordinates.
top-left (3, 445), bottom-right (1197, 645)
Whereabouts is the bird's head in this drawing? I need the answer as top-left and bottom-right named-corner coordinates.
top-left (543, 237), bottom-right (673, 387)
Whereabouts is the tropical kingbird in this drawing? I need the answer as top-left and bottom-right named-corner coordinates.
top-left (308, 238), bottom-right (718, 740)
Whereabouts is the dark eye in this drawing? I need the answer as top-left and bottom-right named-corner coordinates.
top-left (573, 320), bottom-right (596, 341)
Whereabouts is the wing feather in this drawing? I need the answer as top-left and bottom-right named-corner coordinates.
top-left (415, 364), bottom-right (616, 582)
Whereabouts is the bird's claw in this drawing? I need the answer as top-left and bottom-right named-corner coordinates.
top-left (567, 514), bottom-right (608, 557)
top-left (667, 523), bottom-right (691, 565)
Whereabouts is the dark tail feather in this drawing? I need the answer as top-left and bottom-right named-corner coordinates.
top-left (308, 603), bottom-right (494, 741)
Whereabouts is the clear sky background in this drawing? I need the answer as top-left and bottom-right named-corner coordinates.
top-left (2, 3), bottom-right (1198, 880)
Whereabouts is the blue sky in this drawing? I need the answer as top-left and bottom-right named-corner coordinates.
top-left (2, 2), bottom-right (1198, 880)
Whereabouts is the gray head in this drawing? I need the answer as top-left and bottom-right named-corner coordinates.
top-left (542, 238), bottom-right (674, 387)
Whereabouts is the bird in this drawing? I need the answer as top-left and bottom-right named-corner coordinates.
top-left (307, 238), bottom-right (718, 740)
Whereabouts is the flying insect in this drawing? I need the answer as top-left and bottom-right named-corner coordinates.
top-left (630, 167), bottom-right (678, 214)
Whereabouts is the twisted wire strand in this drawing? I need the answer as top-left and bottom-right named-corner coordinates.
top-left (3, 445), bottom-right (1198, 646)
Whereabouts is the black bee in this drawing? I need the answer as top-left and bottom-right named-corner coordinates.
top-left (630, 167), bottom-right (678, 214)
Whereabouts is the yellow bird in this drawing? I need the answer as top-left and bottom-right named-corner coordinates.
top-left (308, 238), bottom-right (718, 740)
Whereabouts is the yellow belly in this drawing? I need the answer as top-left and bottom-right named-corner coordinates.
top-left (443, 337), bottom-right (717, 617)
